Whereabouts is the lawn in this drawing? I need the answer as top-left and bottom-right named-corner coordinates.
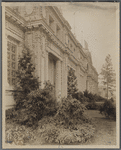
top-left (83, 110), bottom-right (116, 145)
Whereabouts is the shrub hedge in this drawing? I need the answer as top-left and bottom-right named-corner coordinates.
top-left (83, 90), bottom-right (107, 102)
top-left (54, 97), bottom-right (92, 129)
top-left (6, 81), bottom-right (57, 127)
top-left (72, 91), bottom-right (89, 103)
top-left (85, 102), bottom-right (99, 110)
top-left (99, 100), bottom-right (116, 119)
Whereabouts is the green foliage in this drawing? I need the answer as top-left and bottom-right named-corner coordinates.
top-left (5, 121), bottom-right (37, 145)
top-left (84, 90), bottom-right (106, 102)
top-left (39, 120), bottom-right (95, 145)
top-left (6, 117), bottom-right (95, 145)
top-left (86, 102), bottom-right (99, 110)
top-left (73, 91), bottom-right (89, 103)
top-left (54, 97), bottom-right (91, 128)
top-left (100, 54), bottom-right (116, 99)
top-left (83, 90), bottom-right (96, 102)
top-left (13, 47), bottom-right (40, 110)
top-left (94, 95), bottom-right (107, 102)
top-left (6, 81), bottom-right (57, 127)
top-left (83, 90), bottom-right (107, 110)
top-left (67, 68), bottom-right (78, 97)
top-left (99, 100), bottom-right (116, 119)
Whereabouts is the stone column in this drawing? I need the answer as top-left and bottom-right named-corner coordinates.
top-left (77, 65), bottom-right (80, 91)
top-left (61, 53), bottom-right (68, 98)
top-left (55, 59), bottom-right (61, 101)
top-left (40, 35), bottom-right (46, 88)
top-left (45, 51), bottom-right (48, 81)
top-left (41, 55), bottom-right (45, 88)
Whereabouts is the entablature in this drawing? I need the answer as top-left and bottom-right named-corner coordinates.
top-left (5, 7), bottom-right (26, 30)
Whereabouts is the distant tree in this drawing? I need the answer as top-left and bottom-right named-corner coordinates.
top-left (100, 54), bottom-right (116, 99)
top-left (67, 68), bottom-right (78, 97)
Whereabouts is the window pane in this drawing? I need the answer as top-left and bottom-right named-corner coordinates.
top-left (12, 62), bottom-right (15, 69)
top-left (12, 45), bottom-right (16, 53)
top-left (11, 54), bottom-right (15, 61)
top-left (7, 52), bottom-right (10, 59)
top-left (12, 70), bottom-right (16, 77)
top-left (7, 69), bottom-right (10, 77)
top-left (7, 42), bottom-right (11, 51)
top-left (8, 61), bottom-right (11, 68)
top-left (7, 41), bottom-right (17, 85)
top-left (12, 78), bottom-right (15, 85)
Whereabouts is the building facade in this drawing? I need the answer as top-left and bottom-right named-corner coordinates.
top-left (4, 6), bottom-right (98, 109)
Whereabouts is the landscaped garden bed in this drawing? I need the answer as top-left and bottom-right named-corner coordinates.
top-left (5, 116), bottom-right (95, 145)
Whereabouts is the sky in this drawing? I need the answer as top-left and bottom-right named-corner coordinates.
top-left (58, 2), bottom-right (119, 75)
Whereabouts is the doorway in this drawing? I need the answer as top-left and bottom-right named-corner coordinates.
top-left (48, 54), bottom-right (56, 86)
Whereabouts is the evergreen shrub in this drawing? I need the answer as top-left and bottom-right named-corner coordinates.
top-left (73, 91), bottom-right (89, 103)
top-left (13, 47), bottom-right (40, 110)
top-left (54, 97), bottom-right (92, 129)
top-left (85, 102), bottom-right (99, 110)
top-left (99, 100), bottom-right (116, 119)
top-left (6, 81), bottom-right (57, 127)
top-left (67, 68), bottom-right (78, 97)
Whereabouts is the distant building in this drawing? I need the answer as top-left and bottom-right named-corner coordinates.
top-left (4, 6), bottom-right (98, 109)
top-left (98, 85), bottom-right (116, 100)
top-left (98, 85), bottom-right (107, 98)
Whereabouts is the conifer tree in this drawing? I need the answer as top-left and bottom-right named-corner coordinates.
top-left (100, 54), bottom-right (116, 99)
top-left (67, 68), bottom-right (78, 97)
top-left (13, 47), bottom-right (40, 109)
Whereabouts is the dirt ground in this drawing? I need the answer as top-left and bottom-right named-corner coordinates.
top-left (84, 110), bottom-right (116, 145)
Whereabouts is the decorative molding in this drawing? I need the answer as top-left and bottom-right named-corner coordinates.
top-left (7, 35), bottom-right (20, 44)
top-left (7, 20), bottom-right (24, 38)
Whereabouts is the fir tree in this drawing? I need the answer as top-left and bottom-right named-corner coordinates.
top-left (100, 54), bottom-right (116, 99)
top-left (67, 68), bottom-right (78, 97)
top-left (13, 47), bottom-right (40, 109)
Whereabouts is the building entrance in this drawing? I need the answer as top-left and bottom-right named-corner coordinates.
top-left (48, 54), bottom-right (56, 86)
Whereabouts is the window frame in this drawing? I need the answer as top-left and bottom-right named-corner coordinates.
top-left (7, 40), bottom-right (18, 86)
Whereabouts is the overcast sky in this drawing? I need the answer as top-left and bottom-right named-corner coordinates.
top-left (59, 2), bottom-right (119, 75)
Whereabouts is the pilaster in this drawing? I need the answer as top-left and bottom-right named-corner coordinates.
top-left (61, 53), bottom-right (68, 98)
top-left (55, 59), bottom-right (62, 101)
top-left (45, 51), bottom-right (49, 81)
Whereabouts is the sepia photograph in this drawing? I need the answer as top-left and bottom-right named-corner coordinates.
top-left (2, 2), bottom-right (120, 149)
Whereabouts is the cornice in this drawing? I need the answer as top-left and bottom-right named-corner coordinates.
top-left (52, 7), bottom-right (71, 30)
top-left (5, 7), bottom-right (26, 30)
top-left (50, 7), bottom-right (65, 26)
top-left (68, 32), bottom-right (78, 47)
top-left (25, 19), bottom-right (66, 52)
top-left (68, 53), bottom-right (87, 72)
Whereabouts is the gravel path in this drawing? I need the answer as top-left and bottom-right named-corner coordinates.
top-left (84, 110), bottom-right (116, 145)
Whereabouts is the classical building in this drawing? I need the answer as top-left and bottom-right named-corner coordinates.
top-left (4, 6), bottom-right (98, 109)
